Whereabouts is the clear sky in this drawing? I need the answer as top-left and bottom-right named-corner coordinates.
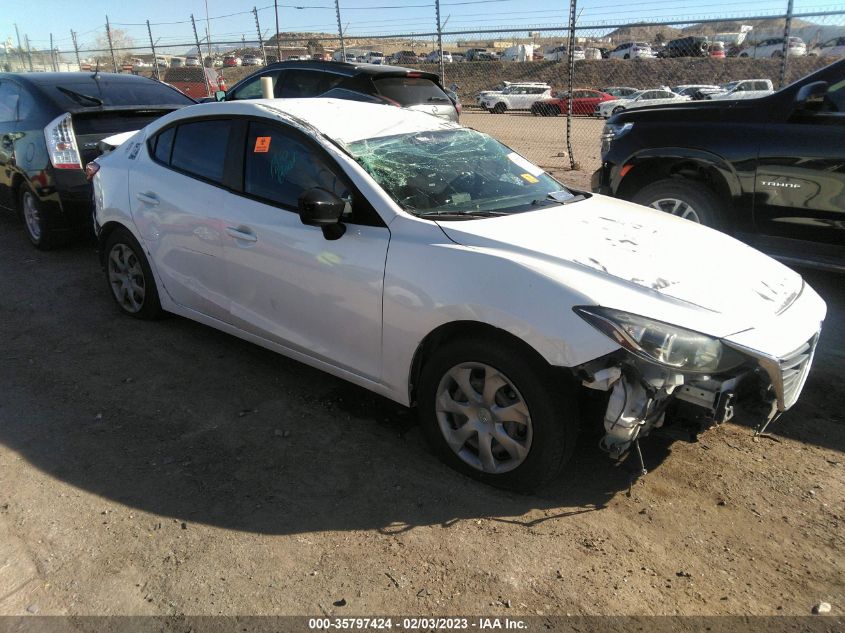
top-left (3, 0), bottom-right (840, 54)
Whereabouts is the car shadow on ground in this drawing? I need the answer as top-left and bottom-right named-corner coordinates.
top-left (0, 214), bottom-right (839, 537)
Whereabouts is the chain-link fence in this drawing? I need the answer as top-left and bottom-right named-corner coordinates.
top-left (3, 1), bottom-right (844, 185)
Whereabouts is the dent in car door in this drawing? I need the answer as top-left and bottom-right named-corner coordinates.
top-left (221, 120), bottom-right (390, 380)
top-left (128, 120), bottom-right (233, 321)
top-left (754, 79), bottom-right (845, 249)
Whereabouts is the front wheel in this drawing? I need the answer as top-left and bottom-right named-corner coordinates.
top-left (631, 179), bottom-right (723, 228)
top-left (103, 227), bottom-right (165, 320)
top-left (612, 106), bottom-right (625, 115)
top-left (418, 337), bottom-right (578, 492)
top-left (492, 102), bottom-right (506, 114)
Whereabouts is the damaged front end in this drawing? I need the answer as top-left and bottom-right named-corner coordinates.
top-left (572, 306), bottom-right (818, 463)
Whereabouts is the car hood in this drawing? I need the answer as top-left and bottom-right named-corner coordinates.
top-left (436, 195), bottom-right (804, 337)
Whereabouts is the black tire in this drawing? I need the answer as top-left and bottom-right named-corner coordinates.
top-left (103, 227), bottom-right (165, 320)
top-left (631, 178), bottom-right (723, 229)
top-left (417, 336), bottom-right (578, 492)
top-left (612, 106), bottom-right (624, 115)
top-left (492, 102), bottom-right (506, 114)
top-left (19, 185), bottom-right (60, 250)
top-left (623, 54), bottom-right (630, 59)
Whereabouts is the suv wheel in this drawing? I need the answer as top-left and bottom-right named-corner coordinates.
top-left (417, 337), bottom-right (578, 492)
top-left (492, 102), bottom-right (506, 114)
top-left (631, 179), bottom-right (723, 228)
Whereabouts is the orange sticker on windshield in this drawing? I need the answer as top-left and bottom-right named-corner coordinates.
top-left (521, 173), bottom-right (539, 184)
top-left (254, 136), bottom-right (271, 153)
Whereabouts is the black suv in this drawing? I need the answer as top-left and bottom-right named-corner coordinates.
top-left (218, 60), bottom-right (458, 122)
top-left (0, 72), bottom-right (193, 249)
top-left (659, 36), bottom-right (709, 58)
top-left (592, 59), bottom-right (845, 272)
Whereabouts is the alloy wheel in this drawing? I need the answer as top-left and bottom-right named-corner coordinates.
top-left (108, 243), bottom-right (146, 313)
top-left (435, 362), bottom-right (533, 474)
top-left (22, 191), bottom-right (42, 241)
top-left (649, 197), bottom-right (702, 222)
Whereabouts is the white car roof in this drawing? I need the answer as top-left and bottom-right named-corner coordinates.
top-left (155, 98), bottom-right (460, 145)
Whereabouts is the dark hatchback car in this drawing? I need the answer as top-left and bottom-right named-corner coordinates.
top-left (592, 58), bottom-right (845, 272)
top-left (659, 36), bottom-right (710, 58)
top-left (0, 72), bottom-right (193, 249)
top-left (217, 60), bottom-right (459, 122)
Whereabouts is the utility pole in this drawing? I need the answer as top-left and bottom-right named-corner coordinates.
top-left (274, 0), bottom-right (281, 61)
top-left (253, 7), bottom-right (267, 64)
top-left (105, 15), bottom-right (118, 72)
top-left (335, 0), bottom-right (346, 59)
top-left (24, 35), bottom-right (33, 71)
top-left (147, 20), bottom-right (160, 81)
top-left (191, 14), bottom-right (212, 97)
top-left (204, 0), bottom-right (213, 60)
top-left (71, 30), bottom-right (81, 70)
top-left (435, 0), bottom-right (445, 85)
top-left (49, 33), bottom-right (57, 71)
top-left (14, 23), bottom-right (26, 70)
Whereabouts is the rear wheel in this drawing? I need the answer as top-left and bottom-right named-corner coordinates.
top-left (20, 185), bottom-right (59, 250)
top-left (631, 179), bottom-right (723, 228)
top-left (418, 337), bottom-right (578, 492)
top-left (103, 227), bottom-right (165, 320)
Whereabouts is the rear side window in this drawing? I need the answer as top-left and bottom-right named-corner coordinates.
top-left (0, 81), bottom-right (20, 123)
top-left (229, 73), bottom-right (282, 100)
top-left (372, 77), bottom-right (450, 106)
top-left (170, 120), bottom-right (232, 183)
top-left (278, 70), bottom-right (343, 98)
top-left (153, 127), bottom-right (175, 164)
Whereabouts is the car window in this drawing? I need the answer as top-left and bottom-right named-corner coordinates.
top-left (16, 86), bottom-right (39, 122)
top-left (823, 78), bottom-right (845, 113)
top-left (0, 81), bottom-right (20, 123)
top-left (372, 76), bottom-right (450, 106)
top-left (152, 126), bottom-right (176, 164)
top-left (243, 120), bottom-right (350, 212)
top-left (229, 73), bottom-right (281, 100)
top-left (640, 91), bottom-right (657, 100)
top-left (279, 70), bottom-right (343, 98)
top-left (170, 120), bottom-right (232, 183)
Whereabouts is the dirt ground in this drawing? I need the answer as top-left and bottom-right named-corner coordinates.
top-left (0, 185), bottom-right (843, 619)
top-left (461, 111), bottom-right (602, 190)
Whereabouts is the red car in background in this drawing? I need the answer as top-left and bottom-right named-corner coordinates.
top-left (531, 89), bottom-right (614, 116)
top-left (163, 67), bottom-right (224, 100)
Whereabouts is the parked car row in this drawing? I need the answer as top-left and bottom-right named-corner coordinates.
top-left (0, 59), bottom-right (836, 492)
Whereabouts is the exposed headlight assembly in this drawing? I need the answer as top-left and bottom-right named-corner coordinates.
top-left (600, 122), bottom-right (633, 154)
top-left (574, 306), bottom-right (747, 374)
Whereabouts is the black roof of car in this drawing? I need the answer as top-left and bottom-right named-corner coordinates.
top-left (1, 71), bottom-right (161, 87)
top-left (251, 60), bottom-right (439, 81)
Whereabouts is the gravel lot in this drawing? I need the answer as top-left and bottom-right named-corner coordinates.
top-left (462, 111), bottom-right (603, 190)
top-left (0, 157), bottom-right (843, 619)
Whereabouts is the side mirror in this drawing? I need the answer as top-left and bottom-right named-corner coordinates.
top-left (215, 90), bottom-right (226, 102)
top-left (795, 80), bottom-right (828, 111)
top-left (298, 187), bottom-right (347, 240)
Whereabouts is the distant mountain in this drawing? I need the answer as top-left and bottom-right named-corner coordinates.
top-left (606, 17), bottom-right (820, 44)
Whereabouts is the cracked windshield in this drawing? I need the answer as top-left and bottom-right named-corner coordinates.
top-left (346, 128), bottom-right (577, 218)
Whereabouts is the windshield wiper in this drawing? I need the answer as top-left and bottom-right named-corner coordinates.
top-left (417, 209), bottom-right (507, 219)
top-left (57, 86), bottom-right (103, 107)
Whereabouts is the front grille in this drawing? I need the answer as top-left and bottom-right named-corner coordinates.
top-left (779, 335), bottom-right (818, 409)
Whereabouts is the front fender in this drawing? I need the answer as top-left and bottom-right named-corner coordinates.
top-left (616, 147), bottom-right (742, 199)
top-left (380, 220), bottom-right (620, 405)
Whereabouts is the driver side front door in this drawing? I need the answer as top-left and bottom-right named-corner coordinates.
top-left (219, 119), bottom-right (391, 380)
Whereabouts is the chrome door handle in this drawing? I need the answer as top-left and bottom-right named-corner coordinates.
top-left (135, 191), bottom-right (159, 206)
top-left (225, 226), bottom-right (258, 242)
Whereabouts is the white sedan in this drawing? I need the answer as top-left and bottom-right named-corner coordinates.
top-left (594, 89), bottom-right (690, 118)
top-left (91, 99), bottom-right (825, 491)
